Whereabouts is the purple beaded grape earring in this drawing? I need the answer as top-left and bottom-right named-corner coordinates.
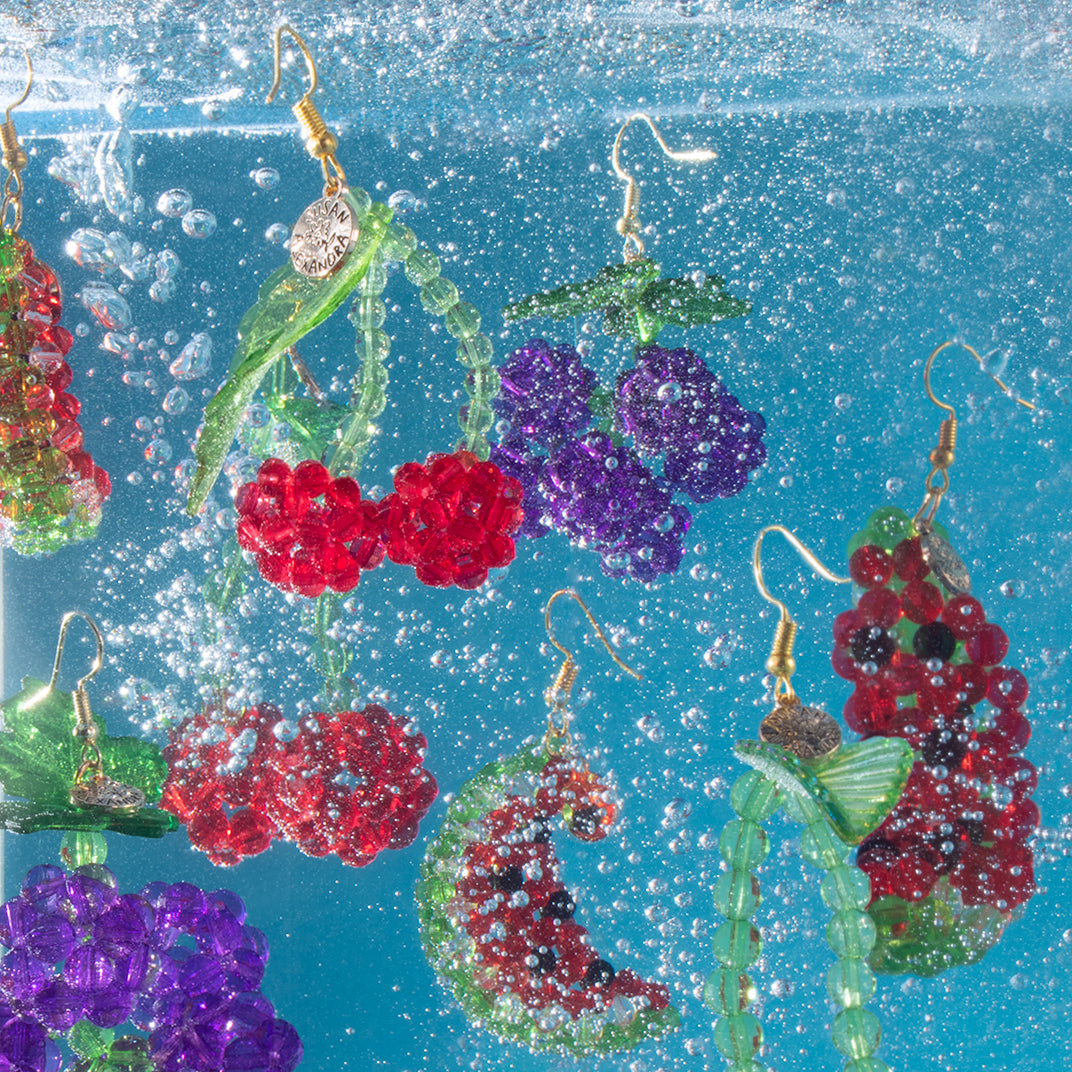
top-left (492, 115), bottom-right (768, 582)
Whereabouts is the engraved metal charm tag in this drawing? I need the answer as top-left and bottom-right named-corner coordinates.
top-left (70, 776), bottom-right (146, 814)
top-left (759, 701), bottom-right (841, 760)
top-left (920, 530), bottom-right (971, 595)
top-left (289, 195), bottom-right (358, 278)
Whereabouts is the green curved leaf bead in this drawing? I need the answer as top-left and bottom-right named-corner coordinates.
top-left (710, 920), bottom-right (762, 969)
top-left (713, 1012), bottom-right (763, 1061)
top-left (831, 1007), bottom-right (881, 1058)
top-left (718, 819), bottom-right (770, 870)
top-left (820, 865), bottom-right (872, 911)
top-left (730, 770), bottom-right (780, 822)
top-left (703, 968), bottom-right (757, 1015)
top-left (826, 956), bottom-right (876, 1009)
top-left (404, 247), bottom-right (441, 285)
top-left (420, 277), bottom-right (460, 315)
top-left (827, 909), bottom-right (878, 959)
top-left (713, 869), bottom-right (762, 921)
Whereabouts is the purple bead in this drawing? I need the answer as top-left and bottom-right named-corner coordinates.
top-left (156, 884), bottom-right (207, 930)
top-left (0, 949), bottom-right (51, 1003)
top-left (222, 992), bottom-right (273, 1035)
top-left (178, 954), bottom-right (225, 998)
top-left (0, 1016), bottom-right (48, 1072)
top-left (194, 904), bottom-right (245, 957)
top-left (112, 945), bottom-right (151, 993)
top-left (207, 890), bottom-right (246, 925)
top-left (489, 437), bottom-right (550, 539)
top-left (20, 867), bottom-right (65, 911)
top-left (225, 949), bottom-right (266, 991)
top-left (24, 916), bottom-right (76, 964)
top-left (82, 985), bottom-right (135, 1029)
top-left (63, 871), bottom-right (117, 926)
top-left (0, 902), bottom-right (40, 950)
top-left (30, 978), bottom-right (84, 1031)
top-left (93, 896), bottom-right (154, 955)
top-left (62, 943), bottom-right (115, 993)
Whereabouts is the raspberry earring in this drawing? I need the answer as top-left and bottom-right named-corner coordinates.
top-left (416, 589), bottom-right (680, 1056)
top-left (707, 526), bottom-right (913, 1072)
top-left (831, 341), bottom-right (1039, 976)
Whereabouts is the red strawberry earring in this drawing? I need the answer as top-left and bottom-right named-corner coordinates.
top-left (831, 341), bottom-right (1040, 976)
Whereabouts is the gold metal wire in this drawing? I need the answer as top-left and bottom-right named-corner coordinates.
top-left (1, 52), bottom-right (32, 232)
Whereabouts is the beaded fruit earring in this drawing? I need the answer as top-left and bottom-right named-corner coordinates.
top-left (0, 55), bottom-right (110, 554)
top-left (491, 114), bottom-right (766, 582)
top-left (188, 25), bottom-right (521, 593)
top-left (831, 342), bottom-right (1039, 976)
top-left (417, 589), bottom-right (680, 1056)
top-left (707, 526), bottom-right (914, 1072)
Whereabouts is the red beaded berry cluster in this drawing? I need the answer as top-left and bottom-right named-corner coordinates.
top-left (380, 449), bottom-right (523, 589)
top-left (0, 231), bottom-right (110, 554)
top-left (161, 699), bottom-right (437, 868)
top-left (458, 755), bottom-right (670, 1021)
top-left (832, 512), bottom-right (1037, 912)
top-left (235, 458), bottom-right (385, 598)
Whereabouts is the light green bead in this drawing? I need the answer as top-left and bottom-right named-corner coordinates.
top-left (799, 821), bottom-right (844, 870)
top-left (820, 865), bottom-right (872, 911)
top-left (826, 909), bottom-right (877, 959)
top-left (364, 259), bottom-right (388, 294)
top-left (458, 402), bottom-right (494, 436)
top-left (703, 968), bottom-right (757, 1015)
top-left (361, 328), bottom-right (391, 363)
top-left (710, 920), bottom-right (762, 969)
top-left (826, 957), bottom-right (876, 1009)
top-left (404, 247), bottom-right (441, 285)
top-left (844, 1058), bottom-right (891, 1072)
top-left (445, 301), bottom-right (481, 340)
top-left (713, 1012), bottom-right (763, 1062)
top-left (864, 506), bottom-right (913, 549)
top-left (466, 365), bottom-right (500, 402)
top-left (420, 276), bottom-right (460, 315)
top-left (713, 869), bottom-right (762, 921)
top-left (359, 386), bottom-right (387, 416)
top-left (831, 1007), bottom-right (881, 1058)
top-left (730, 770), bottom-right (780, 822)
top-left (354, 296), bottom-right (387, 331)
top-left (457, 333), bottom-right (494, 369)
top-left (60, 831), bottom-right (108, 868)
top-left (381, 221), bottom-right (417, 261)
top-left (719, 819), bottom-right (770, 870)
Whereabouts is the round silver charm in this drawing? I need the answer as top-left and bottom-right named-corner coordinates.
top-left (289, 195), bottom-right (358, 278)
top-left (71, 776), bottom-right (146, 814)
top-left (920, 529), bottom-right (971, 595)
top-left (760, 701), bottom-right (841, 760)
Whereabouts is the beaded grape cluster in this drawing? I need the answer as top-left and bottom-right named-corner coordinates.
top-left (0, 230), bottom-right (109, 554)
top-left (832, 507), bottom-right (1038, 918)
top-left (160, 700), bottom-right (437, 868)
top-left (490, 338), bottom-right (764, 582)
top-left (0, 864), bottom-right (301, 1072)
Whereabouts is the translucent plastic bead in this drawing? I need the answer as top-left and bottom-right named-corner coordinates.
top-left (826, 957), bottom-right (876, 1009)
top-left (798, 822), bottom-right (843, 870)
top-left (457, 402), bottom-right (494, 437)
top-left (730, 770), bottom-right (780, 822)
top-left (820, 865), bottom-right (872, 911)
top-left (466, 365), bottom-right (500, 402)
top-left (831, 1007), bottom-right (881, 1058)
top-left (59, 831), bottom-right (108, 868)
top-left (826, 909), bottom-right (877, 959)
top-left (404, 247), bottom-right (441, 285)
top-left (354, 297), bottom-right (387, 331)
top-left (380, 221), bottom-right (417, 262)
top-left (361, 329), bottom-right (391, 364)
top-left (457, 334), bottom-right (494, 369)
top-left (718, 820), bottom-right (770, 870)
top-left (710, 920), bottom-right (762, 969)
top-left (364, 259), bottom-right (389, 294)
top-left (713, 869), bottom-right (762, 920)
top-left (420, 277), bottom-right (460, 315)
top-left (703, 967), bottom-right (757, 1015)
top-left (713, 1012), bottom-right (763, 1062)
top-left (348, 186), bottom-right (373, 220)
top-left (445, 301), bottom-right (481, 340)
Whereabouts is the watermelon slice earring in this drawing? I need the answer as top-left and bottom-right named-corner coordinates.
top-left (706, 526), bottom-right (913, 1072)
top-left (417, 589), bottom-right (680, 1056)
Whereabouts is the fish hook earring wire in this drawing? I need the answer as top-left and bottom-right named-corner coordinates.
top-left (0, 50), bottom-right (32, 232)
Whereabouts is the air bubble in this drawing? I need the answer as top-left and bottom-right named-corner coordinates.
top-left (181, 209), bottom-right (218, 239)
top-left (156, 189), bottom-right (193, 218)
top-left (251, 167), bottom-right (281, 190)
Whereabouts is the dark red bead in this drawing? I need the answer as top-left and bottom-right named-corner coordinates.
top-left (900, 580), bottom-right (943, 624)
top-left (849, 545), bottom-right (894, 588)
top-left (987, 667), bottom-right (1028, 709)
top-left (966, 623), bottom-right (1009, 667)
top-left (941, 594), bottom-right (986, 639)
top-left (856, 587), bottom-right (902, 629)
top-left (892, 537), bottom-right (930, 582)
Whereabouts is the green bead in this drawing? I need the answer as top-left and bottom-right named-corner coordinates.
top-left (420, 276), bottom-right (460, 315)
top-left (713, 869), bottom-right (762, 920)
top-left (826, 957), bottom-right (876, 1009)
top-left (865, 506), bottom-right (913, 549)
top-left (820, 865), bottom-right (872, 911)
top-left (719, 819), bottom-right (770, 870)
top-left (457, 402), bottom-right (494, 436)
top-left (361, 328), bottom-right (391, 363)
top-left (798, 822), bottom-right (844, 870)
top-left (730, 770), bottom-right (780, 822)
top-left (445, 301), bottom-right (481, 340)
top-left (404, 247), bottom-right (441, 285)
top-left (710, 920), bottom-right (762, 968)
top-left (364, 259), bottom-right (388, 294)
top-left (349, 187), bottom-right (374, 220)
top-left (457, 333), bottom-right (494, 369)
top-left (713, 1012), bottom-right (763, 1061)
top-left (358, 386), bottom-right (387, 417)
top-left (380, 221), bottom-right (417, 261)
top-left (831, 1007), bottom-right (881, 1058)
top-left (844, 1059), bottom-right (891, 1072)
top-left (61, 830), bottom-right (108, 868)
top-left (466, 365), bottom-right (500, 402)
top-left (353, 297), bottom-right (386, 330)
top-left (703, 968), bottom-right (757, 1015)
top-left (826, 909), bottom-right (877, 959)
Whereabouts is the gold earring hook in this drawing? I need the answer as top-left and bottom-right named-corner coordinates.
top-left (611, 112), bottom-right (716, 262)
top-left (915, 340), bottom-right (1035, 528)
top-left (266, 25), bottom-right (346, 196)
top-left (1, 50), bottom-right (33, 233)
top-left (753, 526), bottom-right (849, 702)
top-left (48, 611), bottom-right (104, 694)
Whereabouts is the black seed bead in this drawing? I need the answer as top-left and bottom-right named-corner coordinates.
top-left (912, 622), bottom-right (957, 662)
top-left (570, 805), bottom-right (602, 838)
top-left (922, 728), bottom-right (968, 770)
top-left (491, 865), bottom-right (525, 893)
top-left (530, 948), bottom-right (557, 975)
top-left (850, 626), bottom-right (896, 666)
top-left (583, 959), bottom-right (615, 987)
top-left (959, 816), bottom-right (986, 845)
top-left (543, 891), bottom-right (576, 919)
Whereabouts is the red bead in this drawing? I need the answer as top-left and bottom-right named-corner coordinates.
top-left (987, 666), bottom-right (1028, 709)
top-left (900, 581), bottom-right (943, 624)
top-left (849, 545), bottom-right (894, 588)
top-left (892, 537), bottom-right (930, 582)
top-left (966, 623), bottom-right (1009, 666)
top-left (256, 457), bottom-right (292, 491)
top-left (953, 662), bottom-right (989, 705)
top-left (856, 587), bottom-right (901, 629)
top-left (833, 610), bottom-right (859, 648)
top-left (292, 459), bottom-right (330, 497)
top-left (941, 594), bottom-right (986, 638)
top-left (843, 687), bottom-right (895, 735)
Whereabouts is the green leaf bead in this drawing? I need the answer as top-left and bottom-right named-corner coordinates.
top-left (820, 865), bottom-right (872, 911)
top-left (843, 1058), bottom-right (891, 1072)
top-left (381, 221), bottom-right (417, 262)
top-left (827, 909), bottom-right (877, 959)
top-left (703, 968), bottom-right (757, 1015)
top-left (457, 333), bottom-right (494, 369)
top-left (730, 770), bottom-right (780, 822)
top-left (831, 1007), bottom-right (881, 1058)
top-left (348, 186), bottom-right (373, 220)
top-left (713, 869), bottom-right (762, 921)
top-left (445, 301), bottom-right (482, 340)
top-left (713, 1012), bottom-right (763, 1062)
top-left (826, 957), bottom-right (876, 1009)
top-left (798, 821), bottom-right (844, 870)
top-left (710, 920), bottom-right (762, 969)
top-left (420, 276), bottom-right (460, 315)
top-left (718, 819), bottom-right (770, 870)
top-left (404, 247), bottom-right (441, 285)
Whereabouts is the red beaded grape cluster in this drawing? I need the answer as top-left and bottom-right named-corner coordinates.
top-left (831, 510), bottom-right (1037, 912)
top-left (0, 230), bottom-right (110, 554)
top-left (458, 755), bottom-right (670, 1020)
top-left (161, 700), bottom-right (437, 868)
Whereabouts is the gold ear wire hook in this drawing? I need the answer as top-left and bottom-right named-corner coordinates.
top-left (267, 25), bottom-right (346, 195)
top-left (611, 112), bottom-right (716, 263)
top-left (915, 340), bottom-right (1035, 527)
top-left (753, 526), bottom-right (850, 702)
top-left (1, 50), bottom-right (33, 233)
top-left (48, 611), bottom-right (104, 694)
